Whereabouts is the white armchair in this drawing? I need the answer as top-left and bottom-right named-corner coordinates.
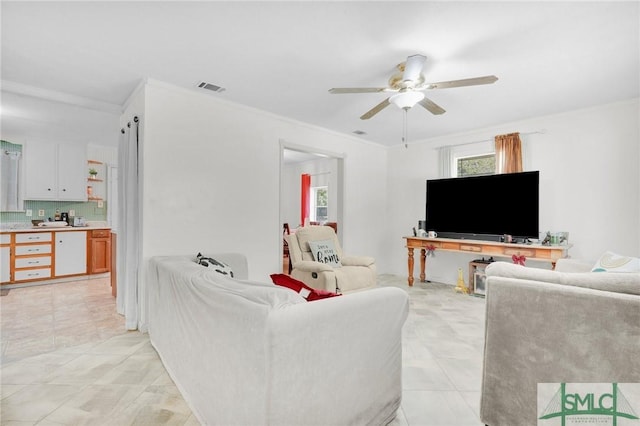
top-left (287, 225), bottom-right (376, 293)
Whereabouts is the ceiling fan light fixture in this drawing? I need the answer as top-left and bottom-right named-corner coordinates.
top-left (389, 91), bottom-right (424, 109)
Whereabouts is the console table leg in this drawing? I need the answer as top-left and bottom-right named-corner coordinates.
top-left (420, 248), bottom-right (426, 282)
top-left (407, 247), bottom-right (415, 286)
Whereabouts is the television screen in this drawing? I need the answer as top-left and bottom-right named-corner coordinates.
top-left (425, 171), bottom-right (539, 240)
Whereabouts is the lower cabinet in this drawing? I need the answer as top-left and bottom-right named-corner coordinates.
top-left (1, 228), bottom-right (111, 284)
top-left (14, 232), bottom-right (53, 282)
top-left (1, 246), bottom-right (11, 283)
top-left (55, 231), bottom-right (87, 276)
top-left (88, 229), bottom-right (111, 274)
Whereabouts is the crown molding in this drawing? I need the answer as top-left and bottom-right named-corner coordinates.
top-left (1, 80), bottom-right (122, 115)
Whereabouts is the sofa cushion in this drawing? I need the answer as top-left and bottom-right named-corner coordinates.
top-left (308, 239), bottom-right (342, 267)
top-left (485, 261), bottom-right (640, 296)
top-left (591, 251), bottom-right (640, 273)
top-left (270, 273), bottom-right (341, 301)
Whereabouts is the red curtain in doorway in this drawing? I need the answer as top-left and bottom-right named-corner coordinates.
top-left (301, 174), bottom-right (311, 226)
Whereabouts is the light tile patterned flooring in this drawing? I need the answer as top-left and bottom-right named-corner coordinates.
top-left (1, 274), bottom-right (486, 426)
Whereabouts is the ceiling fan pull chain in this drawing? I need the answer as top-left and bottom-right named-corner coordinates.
top-left (403, 108), bottom-right (408, 148)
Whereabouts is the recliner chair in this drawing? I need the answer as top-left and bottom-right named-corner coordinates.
top-left (287, 225), bottom-right (376, 293)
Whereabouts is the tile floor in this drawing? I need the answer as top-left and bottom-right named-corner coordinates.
top-left (1, 274), bottom-right (486, 426)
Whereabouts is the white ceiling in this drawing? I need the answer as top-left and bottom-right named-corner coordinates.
top-left (1, 1), bottom-right (638, 147)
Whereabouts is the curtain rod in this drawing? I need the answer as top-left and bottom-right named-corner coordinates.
top-left (434, 129), bottom-right (547, 149)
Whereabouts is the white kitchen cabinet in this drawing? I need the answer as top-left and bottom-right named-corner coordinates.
top-left (25, 141), bottom-right (87, 201)
top-left (1, 246), bottom-right (10, 283)
top-left (54, 231), bottom-right (87, 276)
top-left (1, 233), bottom-right (10, 283)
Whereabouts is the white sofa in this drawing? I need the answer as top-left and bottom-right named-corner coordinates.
top-left (147, 254), bottom-right (409, 426)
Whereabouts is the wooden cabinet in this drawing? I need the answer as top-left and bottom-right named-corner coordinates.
top-left (14, 232), bottom-right (53, 282)
top-left (25, 142), bottom-right (87, 201)
top-left (54, 231), bottom-right (87, 276)
top-left (88, 229), bottom-right (111, 274)
top-left (1, 228), bottom-right (111, 285)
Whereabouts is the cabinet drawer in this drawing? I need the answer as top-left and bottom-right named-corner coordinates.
top-left (15, 256), bottom-right (52, 268)
top-left (91, 229), bottom-right (110, 238)
top-left (504, 248), bottom-right (536, 257)
top-left (14, 268), bottom-right (52, 281)
top-left (15, 244), bottom-right (52, 255)
top-left (0, 234), bottom-right (10, 244)
top-left (16, 232), bottom-right (52, 243)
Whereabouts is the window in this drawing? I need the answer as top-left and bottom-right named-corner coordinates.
top-left (456, 153), bottom-right (495, 177)
top-left (443, 140), bottom-right (496, 178)
top-left (310, 186), bottom-right (328, 222)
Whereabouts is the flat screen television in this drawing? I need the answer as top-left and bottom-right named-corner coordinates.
top-left (425, 171), bottom-right (539, 241)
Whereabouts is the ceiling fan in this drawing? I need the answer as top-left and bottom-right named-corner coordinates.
top-left (329, 54), bottom-right (498, 120)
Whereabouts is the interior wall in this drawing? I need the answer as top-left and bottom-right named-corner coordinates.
top-left (140, 80), bottom-right (388, 283)
top-left (386, 98), bottom-right (640, 284)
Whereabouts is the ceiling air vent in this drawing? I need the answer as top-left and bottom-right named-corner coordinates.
top-left (196, 81), bottom-right (226, 93)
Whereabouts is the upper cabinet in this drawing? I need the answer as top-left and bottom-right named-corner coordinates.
top-left (25, 141), bottom-right (87, 201)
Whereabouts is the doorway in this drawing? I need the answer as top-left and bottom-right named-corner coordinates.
top-left (279, 142), bottom-right (344, 273)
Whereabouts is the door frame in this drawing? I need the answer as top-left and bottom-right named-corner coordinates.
top-left (279, 139), bottom-right (345, 243)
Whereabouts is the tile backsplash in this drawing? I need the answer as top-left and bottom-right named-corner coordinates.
top-left (1, 200), bottom-right (108, 225)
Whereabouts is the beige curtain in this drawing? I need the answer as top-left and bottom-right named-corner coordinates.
top-left (495, 132), bottom-right (523, 173)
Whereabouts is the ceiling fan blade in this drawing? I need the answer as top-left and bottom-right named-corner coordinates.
top-left (329, 87), bottom-right (386, 94)
top-left (403, 54), bottom-right (427, 82)
top-left (419, 97), bottom-right (446, 115)
top-left (428, 75), bottom-right (498, 90)
top-left (360, 98), bottom-right (391, 120)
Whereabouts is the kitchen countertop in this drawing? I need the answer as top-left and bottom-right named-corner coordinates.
top-left (1, 225), bottom-right (111, 233)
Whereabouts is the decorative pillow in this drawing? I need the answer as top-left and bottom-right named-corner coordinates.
top-left (196, 252), bottom-right (234, 277)
top-left (308, 239), bottom-right (342, 268)
top-left (270, 274), bottom-right (341, 301)
top-left (592, 251), bottom-right (640, 273)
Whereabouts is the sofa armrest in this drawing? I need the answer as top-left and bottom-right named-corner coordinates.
top-left (266, 287), bottom-right (409, 425)
top-left (480, 277), bottom-right (640, 426)
top-left (341, 255), bottom-right (375, 267)
top-left (292, 260), bottom-right (333, 272)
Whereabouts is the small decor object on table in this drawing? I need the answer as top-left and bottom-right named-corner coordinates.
top-left (89, 168), bottom-right (98, 180)
top-left (425, 244), bottom-right (437, 257)
top-left (455, 268), bottom-right (468, 294)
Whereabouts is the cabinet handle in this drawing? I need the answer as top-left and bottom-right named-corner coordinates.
top-left (62, 188), bottom-right (67, 192)
top-left (28, 236), bottom-right (39, 240)
top-left (47, 188), bottom-right (52, 191)
top-left (27, 248), bottom-right (40, 252)
top-left (28, 261), bottom-right (40, 264)
top-left (27, 273), bottom-right (41, 277)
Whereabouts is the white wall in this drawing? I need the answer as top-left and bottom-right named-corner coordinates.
top-left (386, 99), bottom-right (640, 284)
top-left (140, 80), bottom-right (388, 282)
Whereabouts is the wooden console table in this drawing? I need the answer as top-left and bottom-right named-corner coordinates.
top-left (403, 236), bottom-right (572, 286)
